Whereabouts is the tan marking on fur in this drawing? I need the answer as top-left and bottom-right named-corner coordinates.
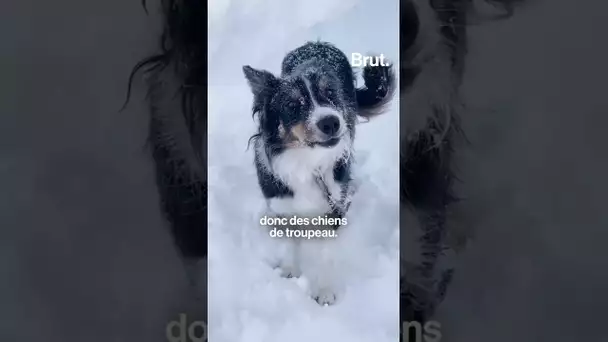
top-left (280, 122), bottom-right (309, 148)
top-left (289, 123), bottom-right (308, 142)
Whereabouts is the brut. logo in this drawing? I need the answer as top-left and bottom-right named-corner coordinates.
top-left (402, 321), bottom-right (442, 342)
top-left (166, 314), bottom-right (207, 342)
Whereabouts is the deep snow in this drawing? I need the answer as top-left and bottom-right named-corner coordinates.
top-left (207, 0), bottom-right (400, 341)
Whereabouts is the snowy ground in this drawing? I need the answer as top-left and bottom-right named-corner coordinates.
top-left (207, 0), bottom-right (400, 341)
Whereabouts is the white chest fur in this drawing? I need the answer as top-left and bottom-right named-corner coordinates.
top-left (261, 138), bottom-right (350, 216)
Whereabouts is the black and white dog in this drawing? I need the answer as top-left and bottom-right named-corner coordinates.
top-left (242, 41), bottom-right (395, 304)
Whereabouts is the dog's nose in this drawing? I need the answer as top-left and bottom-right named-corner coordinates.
top-left (316, 116), bottom-right (340, 136)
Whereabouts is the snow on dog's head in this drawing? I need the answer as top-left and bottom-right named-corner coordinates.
top-left (243, 62), bottom-right (351, 152)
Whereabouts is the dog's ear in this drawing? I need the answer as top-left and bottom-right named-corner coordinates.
top-left (243, 66), bottom-right (278, 98)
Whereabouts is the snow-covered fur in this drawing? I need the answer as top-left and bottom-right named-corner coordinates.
top-left (401, 0), bottom-right (528, 325)
top-left (244, 41), bottom-right (395, 304)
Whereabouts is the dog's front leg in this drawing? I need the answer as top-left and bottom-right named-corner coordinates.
top-left (298, 231), bottom-right (340, 306)
top-left (263, 204), bottom-right (302, 278)
top-left (270, 220), bottom-right (302, 279)
top-left (276, 236), bottom-right (301, 278)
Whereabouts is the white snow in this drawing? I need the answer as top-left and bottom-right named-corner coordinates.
top-left (207, 0), bottom-right (400, 341)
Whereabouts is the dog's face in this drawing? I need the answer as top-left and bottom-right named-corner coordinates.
top-left (243, 65), bottom-right (348, 149)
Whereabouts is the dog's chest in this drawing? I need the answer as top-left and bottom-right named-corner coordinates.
top-left (268, 147), bottom-right (345, 216)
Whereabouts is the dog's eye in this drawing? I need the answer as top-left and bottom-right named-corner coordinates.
top-left (323, 89), bottom-right (335, 105)
top-left (288, 97), bottom-right (305, 108)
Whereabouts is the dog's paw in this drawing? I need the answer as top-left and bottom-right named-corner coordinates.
top-left (313, 288), bottom-right (337, 306)
top-left (280, 266), bottom-right (302, 279)
top-left (274, 264), bottom-right (301, 279)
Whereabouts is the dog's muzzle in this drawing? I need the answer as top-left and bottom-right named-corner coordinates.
top-left (316, 115), bottom-right (341, 136)
top-left (312, 115), bottom-right (343, 147)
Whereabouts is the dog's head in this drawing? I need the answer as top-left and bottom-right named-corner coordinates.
top-left (243, 64), bottom-right (350, 150)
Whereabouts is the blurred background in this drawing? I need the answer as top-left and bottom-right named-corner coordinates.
top-left (437, 1), bottom-right (608, 341)
top-left (1, 2), bottom-right (205, 341)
